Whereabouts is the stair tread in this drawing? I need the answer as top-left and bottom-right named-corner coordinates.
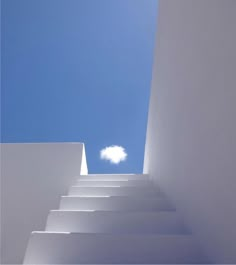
top-left (45, 210), bottom-right (188, 234)
top-left (68, 186), bottom-right (161, 197)
top-left (59, 196), bottom-right (175, 211)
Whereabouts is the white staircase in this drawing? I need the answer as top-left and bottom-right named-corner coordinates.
top-left (23, 174), bottom-right (209, 264)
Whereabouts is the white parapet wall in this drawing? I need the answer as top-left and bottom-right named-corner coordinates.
top-left (144, 0), bottom-right (236, 263)
top-left (0, 142), bottom-right (87, 264)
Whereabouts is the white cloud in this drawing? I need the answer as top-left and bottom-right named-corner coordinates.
top-left (100, 145), bottom-right (127, 164)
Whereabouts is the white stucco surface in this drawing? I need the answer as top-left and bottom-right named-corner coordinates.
top-left (144, 0), bottom-right (236, 263)
top-left (1, 142), bottom-right (87, 264)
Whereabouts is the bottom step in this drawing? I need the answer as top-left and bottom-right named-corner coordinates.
top-left (24, 232), bottom-right (209, 264)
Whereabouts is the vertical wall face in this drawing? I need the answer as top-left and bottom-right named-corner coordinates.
top-left (1, 143), bottom-right (87, 264)
top-left (144, 0), bottom-right (236, 263)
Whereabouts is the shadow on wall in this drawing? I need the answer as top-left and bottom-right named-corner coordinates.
top-left (144, 0), bottom-right (236, 263)
top-left (1, 142), bottom-right (87, 264)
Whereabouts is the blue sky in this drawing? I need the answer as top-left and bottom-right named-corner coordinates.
top-left (1, 0), bottom-right (158, 173)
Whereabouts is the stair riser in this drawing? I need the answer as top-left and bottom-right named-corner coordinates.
top-left (75, 180), bottom-right (152, 187)
top-left (24, 233), bottom-right (208, 264)
top-left (46, 211), bottom-right (188, 234)
top-left (68, 187), bottom-right (159, 197)
top-left (78, 175), bottom-right (149, 181)
top-left (60, 197), bottom-right (175, 211)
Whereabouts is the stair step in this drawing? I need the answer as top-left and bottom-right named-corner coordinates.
top-left (60, 196), bottom-right (175, 211)
top-left (46, 210), bottom-right (189, 234)
top-left (78, 174), bottom-right (149, 181)
top-left (24, 233), bottom-right (208, 264)
top-left (75, 179), bottom-right (152, 187)
top-left (68, 186), bottom-right (160, 197)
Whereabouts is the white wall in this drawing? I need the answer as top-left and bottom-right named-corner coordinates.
top-left (144, 0), bottom-right (236, 263)
top-left (1, 142), bottom-right (87, 264)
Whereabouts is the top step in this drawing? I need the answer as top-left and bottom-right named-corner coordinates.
top-left (78, 174), bottom-right (149, 181)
